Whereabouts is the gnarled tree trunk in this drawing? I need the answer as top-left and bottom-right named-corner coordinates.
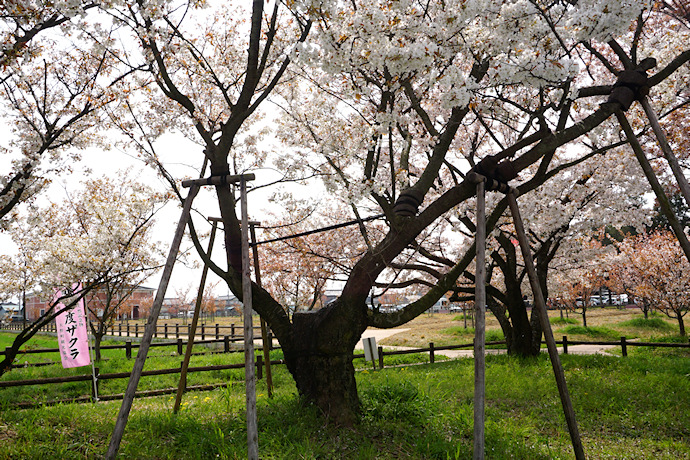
top-left (282, 299), bottom-right (368, 424)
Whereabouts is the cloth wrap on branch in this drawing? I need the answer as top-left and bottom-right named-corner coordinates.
top-left (607, 57), bottom-right (657, 111)
top-left (392, 155), bottom-right (518, 218)
top-left (393, 189), bottom-right (425, 217)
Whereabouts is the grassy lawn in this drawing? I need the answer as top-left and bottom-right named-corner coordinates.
top-left (0, 308), bottom-right (688, 458)
top-left (378, 307), bottom-right (684, 347)
top-left (0, 351), bottom-right (688, 459)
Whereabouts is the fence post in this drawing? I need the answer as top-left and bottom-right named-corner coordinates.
top-left (119, 323), bottom-right (122, 337)
top-left (231, 323), bottom-right (235, 339)
top-left (378, 346), bottom-right (384, 369)
top-left (621, 337), bottom-right (627, 357)
top-left (177, 338), bottom-right (184, 355)
top-left (224, 336), bottom-right (230, 353)
top-left (135, 324), bottom-right (139, 338)
top-left (201, 324), bottom-right (205, 341)
top-left (215, 324), bottom-right (219, 340)
top-left (176, 324), bottom-right (179, 339)
top-left (164, 324), bottom-right (168, 339)
top-left (126, 324), bottom-right (130, 337)
top-left (429, 342), bottom-right (435, 364)
top-left (125, 341), bottom-right (132, 360)
top-left (256, 355), bottom-right (263, 380)
top-left (563, 336), bottom-right (568, 355)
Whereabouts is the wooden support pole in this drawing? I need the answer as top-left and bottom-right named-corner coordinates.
top-left (173, 220), bottom-right (219, 413)
top-left (240, 178), bottom-right (259, 460)
top-left (616, 111), bottom-right (690, 264)
top-left (472, 177), bottom-right (487, 460)
top-left (507, 190), bottom-right (585, 460)
top-left (639, 97), bottom-right (690, 208)
top-left (249, 222), bottom-right (274, 398)
top-left (106, 185), bottom-right (199, 460)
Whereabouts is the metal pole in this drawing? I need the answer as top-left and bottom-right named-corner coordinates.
top-left (84, 293), bottom-right (99, 402)
top-left (241, 179), bottom-right (258, 460)
top-left (106, 185), bottom-right (199, 460)
top-left (507, 190), bottom-right (585, 460)
top-left (249, 222), bottom-right (274, 398)
top-left (173, 220), bottom-right (218, 413)
top-left (473, 178), bottom-right (487, 460)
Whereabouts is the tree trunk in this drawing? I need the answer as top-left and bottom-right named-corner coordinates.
top-left (677, 314), bottom-right (686, 336)
top-left (284, 349), bottom-right (359, 424)
top-left (94, 332), bottom-right (103, 361)
top-left (582, 308), bottom-right (588, 328)
top-left (488, 297), bottom-right (541, 356)
top-left (488, 234), bottom-right (542, 357)
top-left (280, 300), bottom-right (367, 425)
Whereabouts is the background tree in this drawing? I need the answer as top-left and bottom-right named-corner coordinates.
top-left (613, 231), bottom-right (690, 335)
top-left (0, 174), bottom-right (166, 367)
top-left (0, 1), bottom-right (121, 223)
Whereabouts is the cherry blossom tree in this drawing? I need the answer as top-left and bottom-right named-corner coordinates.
top-left (101, 0), bottom-right (690, 423)
top-left (263, 0), bottom-right (690, 421)
top-left (0, 1), bottom-right (121, 223)
top-left (0, 174), bottom-right (167, 370)
top-left (612, 231), bottom-right (690, 335)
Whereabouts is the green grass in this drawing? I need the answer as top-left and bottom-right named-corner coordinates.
top-left (2, 338), bottom-right (689, 458)
top-left (554, 325), bottom-right (621, 340)
top-left (550, 316), bottom-right (579, 326)
top-left (441, 326), bottom-right (504, 341)
top-left (3, 324), bottom-right (690, 457)
top-left (0, 332), bottom-right (256, 407)
top-left (618, 317), bottom-right (675, 331)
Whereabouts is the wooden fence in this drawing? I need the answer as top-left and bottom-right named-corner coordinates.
top-left (2, 321), bottom-right (262, 342)
top-left (1, 336), bottom-right (688, 409)
top-left (2, 336), bottom-right (255, 365)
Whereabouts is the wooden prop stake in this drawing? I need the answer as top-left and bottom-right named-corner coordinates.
top-left (616, 110), bottom-right (690, 264)
top-left (106, 185), bottom-right (200, 460)
top-left (240, 178), bottom-right (258, 460)
top-left (472, 177), bottom-right (487, 460)
top-left (173, 219), bottom-right (219, 413)
top-left (249, 222), bottom-right (274, 398)
top-left (507, 190), bottom-right (585, 460)
top-left (639, 97), bottom-right (690, 208)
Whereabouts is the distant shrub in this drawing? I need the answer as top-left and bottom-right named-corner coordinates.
top-left (550, 317), bottom-right (579, 326)
top-left (559, 325), bottom-right (619, 339)
top-left (619, 318), bottom-right (673, 331)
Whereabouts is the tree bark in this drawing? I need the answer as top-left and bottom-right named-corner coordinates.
top-left (676, 312), bottom-right (686, 336)
top-left (282, 299), bottom-right (367, 425)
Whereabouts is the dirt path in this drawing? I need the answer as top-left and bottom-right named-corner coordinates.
top-left (355, 327), bottom-right (618, 357)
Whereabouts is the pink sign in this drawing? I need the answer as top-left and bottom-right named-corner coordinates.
top-left (54, 284), bottom-right (91, 369)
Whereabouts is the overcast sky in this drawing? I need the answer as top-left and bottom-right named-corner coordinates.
top-left (0, 124), bottom-right (301, 302)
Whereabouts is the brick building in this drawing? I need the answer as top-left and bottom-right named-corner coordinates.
top-left (24, 285), bottom-right (156, 321)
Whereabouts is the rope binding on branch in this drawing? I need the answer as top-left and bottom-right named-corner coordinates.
top-left (470, 156), bottom-right (518, 193)
top-left (607, 57), bottom-right (657, 111)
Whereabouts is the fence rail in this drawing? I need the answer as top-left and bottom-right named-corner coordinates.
top-left (2, 335), bottom-right (266, 364)
top-left (1, 320), bottom-right (264, 342)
